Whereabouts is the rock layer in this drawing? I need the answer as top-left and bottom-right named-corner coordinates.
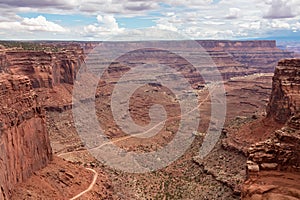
top-left (197, 40), bottom-right (294, 74)
top-left (267, 59), bottom-right (300, 123)
top-left (0, 41), bottom-right (293, 90)
top-left (243, 59), bottom-right (300, 200)
top-left (247, 114), bottom-right (300, 173)
top-left (0, 74), bottom-right (52, 199)
top-left (0, 46), bottom-right (84, 88)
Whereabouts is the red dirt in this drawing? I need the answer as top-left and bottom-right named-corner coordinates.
top-left (223, 117), bottom-right (284, 154)
top-left (11, 157), bottom-right (113, 200)
top-left (242, 171), bottom-right (300, 200)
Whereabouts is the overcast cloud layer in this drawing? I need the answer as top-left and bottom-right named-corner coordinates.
top-left (0, 0), bottom-right (299, 40)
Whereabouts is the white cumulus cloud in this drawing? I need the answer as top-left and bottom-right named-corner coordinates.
top-left (83, 15), bottom-right (124, 38)
top-left (264, 0), bottom-right (295, 19)
top-left (0, 15), bottom-right (67, 32)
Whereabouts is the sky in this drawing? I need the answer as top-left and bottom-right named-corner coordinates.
top-left (0, 0), bottom-right (299, 40)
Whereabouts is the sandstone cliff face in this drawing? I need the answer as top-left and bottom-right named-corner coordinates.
top-left (0, 51), bottom-right (7, 73)
top-left (0, 41), bottom-right (291, 90)
top-left (1, 47), bottom-right (84, 88)
top-left (197, 40), bottom-right (278, 50)
top-left (197, 40), bottom-right (294, 74)
top-left (267, 59), bottom-right (300, 123)
top-left (51, 49), bottom-right (84, 86)
top-left (109, 41), bottom-right (292, 82)
top-left (5, 51), bottom-right (53, 88)
top-left (248, 59), bottom-right (300, 170)
top-left (242, 59), bottom-right (300, 200)
top-left (0, 74), bottom-right (52, 199)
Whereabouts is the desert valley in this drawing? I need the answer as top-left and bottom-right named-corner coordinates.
top-left (0, 39), bottom-right (299, 199)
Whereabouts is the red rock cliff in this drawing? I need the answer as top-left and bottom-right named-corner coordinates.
top-left (267, 59), bottom-right (300, 123)
top-left (242, 59), bottom-right (300, 200)
top-left (1, 46), bottom-right (84, 88)
top-left (196, 40), bottom-right (277, 49)
top-left (0, 74), bottom-right (52, 199)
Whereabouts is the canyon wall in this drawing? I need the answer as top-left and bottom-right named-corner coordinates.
top-left (197, 40), bottom-right (277, 49)
top-left (0, 74), bottom-right (52, 199)
top-left (243, 59), bottom-right (300, 200)
top-left (267, 59), bottom-right (300, 123)
top-left (84, 40), bottom-right (293, 81)
top-left (0, 51), bottom-right (7, 73)
top-left (247, 58), bottom-right (300, 173)
top-left (80, 40), bottom-right (293, 90)
top-left (51, 50), bottom-right (84, 86)
top-left (0, 41), bottom-right (293, 90)
top-left (0, 46), bottom-right (84, 88)
top-left (197, 40), bottom-right (294, 73)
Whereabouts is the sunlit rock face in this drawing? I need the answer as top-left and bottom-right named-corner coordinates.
top-left (267, 59), bottom-right (300, 123)
top-left (0, 74), bottom-right (52, 199)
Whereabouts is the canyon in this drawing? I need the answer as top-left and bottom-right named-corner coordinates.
top-left (0, 40), bottom-right (298, 199)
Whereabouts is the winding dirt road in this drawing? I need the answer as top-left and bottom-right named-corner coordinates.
top-left (60, 84), bottom-right (219, 199)
top-left (69, 168), bottom-right (98, 200)
top-left (58, 84), bottom-right (218, 158)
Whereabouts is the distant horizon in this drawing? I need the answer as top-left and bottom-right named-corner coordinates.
top-left (0, 38), bottom-right (299, 42)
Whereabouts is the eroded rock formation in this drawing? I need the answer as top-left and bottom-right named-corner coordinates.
top-left (0, 41), bottom-right (292, 91)
top-left (0, 46), bottom-right (84, 88)
top-left (243, 59), bottom-right (300, 200)
top-left (247, 114), bottom-right (300, 173)
top-left (267, 59), bottom-right (300, 123)
top-left (0, 74), bottom-right (52, 199)
top-left (198, 40), bottom-right (294, 73)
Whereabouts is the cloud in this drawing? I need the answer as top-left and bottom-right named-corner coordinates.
top-left (292, 22), bottom-right (300, 32)
top-left (0, 0), bottom-right (299, 40)
top-left (226, 8), bottom-right (241, 19)
top-left (0, 0), bottom-right (77, 9)
top-left (239, 21), bottom-right (261, 30)
top-left (96, 15), bottom-right (120, 30)
top-left (153, 13), bottom-right (180, 32)
top-left (164, 0), bottom-right (214, 7)
top-left (0, 15), bottom-right (67, 32)
top-left (155, 23), bottom-right (178, 32)
top-left (264, 0), bottom-right (295, 19)
top-left (22, 16), bottom-right (67, 32)
top-left (270, 20), bottom-right (291, 29)
top-left (83, 15), bottom-right (124, 38)
top-left (0, 0), bottom-right (160, 16)
top-left (123, 2), bottom-right (158, 11)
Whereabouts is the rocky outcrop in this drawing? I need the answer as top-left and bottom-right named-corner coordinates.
top-left (197, 40), bottom-right (294, 74)
top-left (197, 40), bottom-right (278, 50)
top-left (4, 51), bottom-right (53, 88)
top-left (0, 74), bottom-right (52, 199)
top-left (0, 51), bottom-right (7, 73)
top-left (51, 48), bottom-right (84, 86)
top-left (242, 59), bottom-right (300, 200)
top-left (1, 46), bottom-right (84, 88)
top-left (267, 59), bottom-right (300, 123)
top-left (246, 114), bottom-right (300, 173)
